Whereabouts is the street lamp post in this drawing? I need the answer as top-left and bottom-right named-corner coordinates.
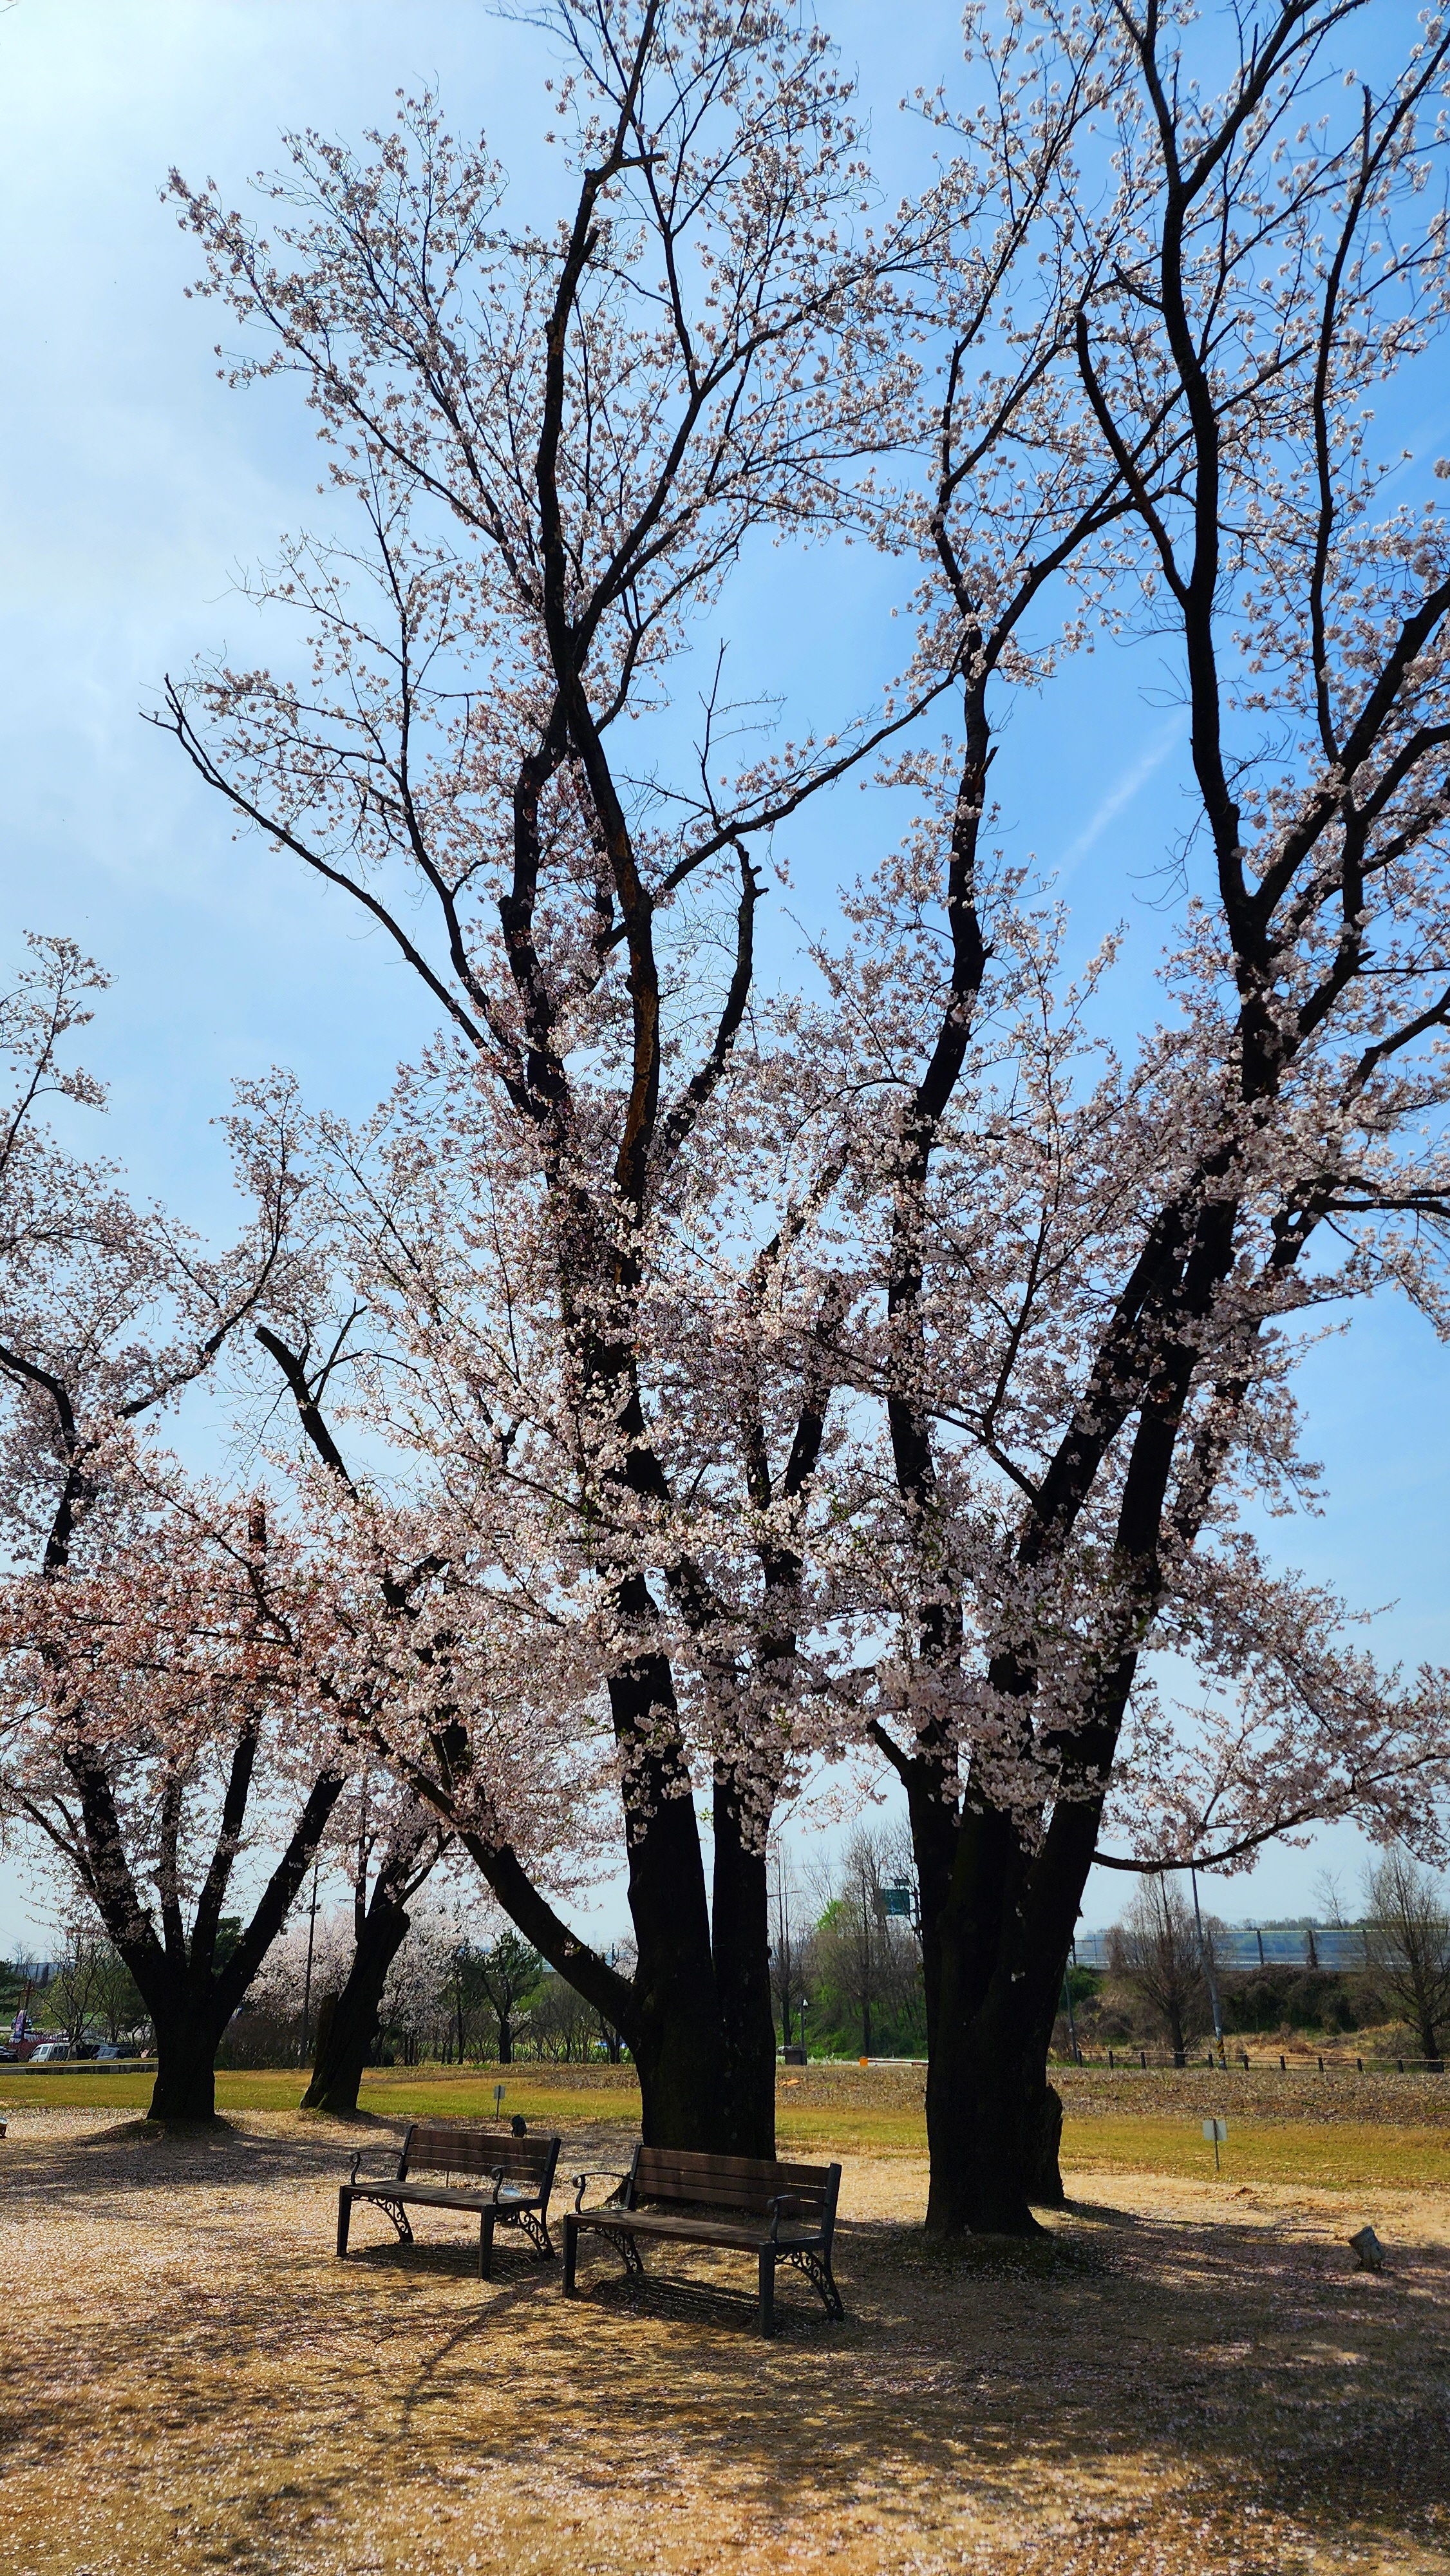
top-left (1191, 1866), bottom-right (1224, 2059)
top-left (299, 1859), bottom-right (321, 2067)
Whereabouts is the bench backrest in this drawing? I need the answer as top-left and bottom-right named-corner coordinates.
top-left (629, 2145), bottom-right (840, 2235)
top-left (398, 2124), bottom-right (560, 2193)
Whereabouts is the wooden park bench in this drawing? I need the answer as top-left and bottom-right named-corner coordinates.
top-left (562, 2145), bottom-right (843, 2336)
top-left (336, 2123), bottom-right (561, 2279)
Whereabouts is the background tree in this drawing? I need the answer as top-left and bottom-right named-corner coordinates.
top-left (1362, 1846), bottom-right (1450, 2069)
top-left (1107, 1877), bottom-right (1210, 2067)
top-left (86, 1929), bottom-right (148, 2047)
top-left (374, 1902), bottom-right (458, 2065)
top-left (473, 1928), bottom-right (543, 2066)
top-left (527, 1968), bottom-right (603, 2063)
top-left (0, 938), bottom-right (357, 2121)
top-left (767, 1842), bottom-right (808, 2054)
top-left (46, 1917), bottom-right (108, 2050)
top-left (806, 1826), bottom-right (925, 2060)
top-left (1, 1484), bottom-right (356, 2119)
top-left (301, 1784), bottom-right (449, 2112)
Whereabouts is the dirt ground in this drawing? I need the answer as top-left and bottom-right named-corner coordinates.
top-left (3, 2105), bottom-right (1447, 2576)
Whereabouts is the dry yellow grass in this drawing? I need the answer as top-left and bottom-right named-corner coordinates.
top-left (3, 2099), bottom-right (1448, 2576)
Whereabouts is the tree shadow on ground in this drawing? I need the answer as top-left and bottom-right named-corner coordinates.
top-left (6, 2121), bottom-right (1449, 2571)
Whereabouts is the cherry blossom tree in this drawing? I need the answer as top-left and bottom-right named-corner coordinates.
top-left (156, 0), bottom-right (956, 2154)
top-left (0, 1483), bottom-right (356, 2119)
top-left (0, 936), bottom-right (356, 2121)
top-left (298, 1768), bottom-right (449, 2114)
top-left (811, 0), bottom-right (1450, 2230)
top-left (152, 0), bottom-right (1450, 2222)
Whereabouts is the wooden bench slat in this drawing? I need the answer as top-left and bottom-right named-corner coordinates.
top-left (574, 2210), bottom-right (825, 2251)
top-left (634, 2149), bottom-right (831, 2186)
top-left (353, 2182), bottom-right (549, 2213)
top-left (402, 2125), bottom-right (556, 2181)
top-left (634, 2152), bottom-right (831, 2202)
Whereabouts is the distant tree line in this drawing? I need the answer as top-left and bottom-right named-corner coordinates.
top-left (1075, 1852), bottom-right (1450, 2067)
top-left (12, 1835), bottom-right (1447, 2080)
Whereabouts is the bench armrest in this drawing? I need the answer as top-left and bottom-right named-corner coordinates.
top-left (766, 2193), bottom-right (806, 2243)
top-left (572, 2168), bottom-right (633, 2213)
top-left (345, 2150), bottom-right (405, 2187)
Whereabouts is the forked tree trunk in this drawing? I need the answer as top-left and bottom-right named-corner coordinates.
top-left (144, 1995), bottom-right (235, 2123)
top-left (912, 1801), bottom-right (1077, 2235)
top-left (451, 1680), bottom-right (779, 2157)
top-left (300, 1876), bottom-right (413, 2115)
top-left (622, 1777), bottom-right (736, 2151)
top-left (923, 1960), bottom-right (1067, 2234)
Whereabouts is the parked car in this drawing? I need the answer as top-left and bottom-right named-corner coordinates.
top-left (93, 2043), bottom-right (140, 2061)
top-left (27, 2041), bottom-right (71, 2063)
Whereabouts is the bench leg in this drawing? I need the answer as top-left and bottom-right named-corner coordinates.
top-left (518, 2206), bottom-right (555, 2262)
top-left (336, 2188), bottom-right (353, 2260)
top-left (563, 2214), bottom-right (578, 2297)
top-left (758, 2248), bottom-right (777, 2338)
top-left (478, 2208), bottom-right (497, 2281)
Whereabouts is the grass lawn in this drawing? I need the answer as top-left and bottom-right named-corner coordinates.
top-left (6, 2056), bottom-right (1450, 2192)
top-left (3, 2101), bottom-right (1447, 2576)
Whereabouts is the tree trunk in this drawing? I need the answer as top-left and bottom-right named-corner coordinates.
top-left (923, 1947), bottom-right (1063, 2233)
top-left (496, 2016), bottom-right (513, 2065)
top-left (710, 1788), bottom-right (777, 2155)
top-left (913, 1804), bottom-right (1073, 2235)
top-left (608, 1658), bottom-right (760, 2153)
top-left (300, 1876), bottom-right (412, 2114)
top-left (144, 1989), bottom-right (231, 2123)
top-left (455, 1700), bottom-right (777, 2154)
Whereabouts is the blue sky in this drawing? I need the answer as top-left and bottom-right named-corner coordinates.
top-left (2, 0), bottom-right (1446, 1956)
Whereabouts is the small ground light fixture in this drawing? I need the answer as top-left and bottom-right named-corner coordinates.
top-left (1202, 2116), bottom-right (1228, 2174)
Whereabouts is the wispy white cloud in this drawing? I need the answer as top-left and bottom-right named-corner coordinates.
top-left (1056, 712), bottom-right (1187, 880)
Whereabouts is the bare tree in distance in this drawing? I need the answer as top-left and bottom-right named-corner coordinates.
top-left (1108, 1877), bottom-right (1211, 2067)
top-left (46, 1918), bottom-right (108, 2050)
top-left (475, 1927), bottom-right (545, 2066)
top-left (807, 1825), bottom-right (921, 2060)
top-left (1362, 1846), bottom-right (1450, 2069)
top-left (767, 1839), bottom-right (809, 2055)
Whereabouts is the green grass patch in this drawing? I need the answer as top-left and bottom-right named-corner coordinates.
top-left (6, 2061), bottom-right (1447, 2190)
top-left (1060, 2113), bottom-right (1450, 2191)
top-left (0, 2062), bottom-right (641, 2125)
top-left (777, 2098), bottom-right (925, 2155)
